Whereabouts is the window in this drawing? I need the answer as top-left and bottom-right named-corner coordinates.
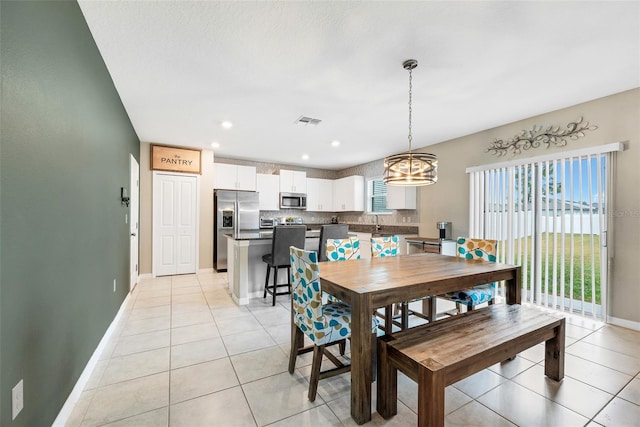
top-left (368, 178), bottom-right (391, 213)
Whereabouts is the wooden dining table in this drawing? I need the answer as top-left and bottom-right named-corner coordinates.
top-left (317, 252), bottom-right (521, 425)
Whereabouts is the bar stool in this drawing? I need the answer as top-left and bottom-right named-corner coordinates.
top-left (262, 225), bottom-right (306, 306)
top-left (318, 224), bottom-right (349, 262)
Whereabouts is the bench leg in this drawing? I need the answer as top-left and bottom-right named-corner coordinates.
top-left (376, 339), bottom-right (397, 419)
top-left (418, 364), bottom-right (445, 427)
top-left (545, 318), bottom-right (565, 381)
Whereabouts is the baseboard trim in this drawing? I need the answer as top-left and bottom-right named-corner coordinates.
top-left (52, 292), bottom-right (132, 426)
top-left (138, 273), bottom-right (154, 280)
top-left (607, 316), bottom-right (640, 331)
top-left (198, 268), bottom-right (214, 274)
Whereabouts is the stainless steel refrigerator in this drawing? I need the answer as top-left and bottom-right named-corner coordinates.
top-left (214, 190), bottom-right (259, 272)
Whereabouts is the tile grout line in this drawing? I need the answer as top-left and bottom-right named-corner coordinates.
top-left (201, 273), bottom-right (261, 427)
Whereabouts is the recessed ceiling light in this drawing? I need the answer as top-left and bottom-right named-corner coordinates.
top-left (221, 121), bottom-right (233, 129)
top-left (211, 142), bottom-right (220, 148)
top-left (301, 154), bottom-right (310, 161)
top-left (331, 140), bottom-right (340, 147)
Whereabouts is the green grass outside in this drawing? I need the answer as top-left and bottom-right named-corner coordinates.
top-left (509, 233), bottom-right (601, 305)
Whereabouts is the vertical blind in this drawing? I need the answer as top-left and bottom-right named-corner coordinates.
top-left (467, 143), bottom-right (623, 319)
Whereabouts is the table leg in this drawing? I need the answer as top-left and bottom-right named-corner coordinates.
top-left (506, 267), bottom-right (522, 305)
top-left (350, 294), bottom-right (373, 425)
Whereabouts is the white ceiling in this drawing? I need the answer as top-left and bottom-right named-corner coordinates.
top-left (78, 1), bottom-right (639, 170)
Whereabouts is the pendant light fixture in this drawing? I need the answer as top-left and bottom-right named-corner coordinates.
top-left (383, 59), bottom-right (437, 186)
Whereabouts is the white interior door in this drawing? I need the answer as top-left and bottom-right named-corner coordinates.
top-left (129, 154), bottom-right (140, 291)
top-left (153, 172), bottom-right (198, 276)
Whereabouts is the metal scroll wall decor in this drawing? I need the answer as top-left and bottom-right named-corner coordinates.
top-left (487, 117), bottom-right (598, 157)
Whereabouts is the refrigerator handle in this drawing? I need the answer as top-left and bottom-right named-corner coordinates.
top-left (234, 200), bottom-right (239, 236)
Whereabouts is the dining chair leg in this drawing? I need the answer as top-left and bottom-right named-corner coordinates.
top-left (338, 339), bottom-right (346, 355)
top-left (401, 302), bottom-right (409, 329)
top-left (289, 325), bottom-right (303, 373)
top-left (384, 305), bottom-right (394, 333)
top-left (423, 297), bottom-right (437, 323)
top-left (371, 332), bottom-right (377, 382)
top-left (263, 265), bottom-right (271, 298)
top-left (308, 345), bottom-right (325, 401)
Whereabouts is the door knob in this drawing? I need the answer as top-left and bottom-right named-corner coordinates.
top-left (131, 233), bottom-right (137, 237)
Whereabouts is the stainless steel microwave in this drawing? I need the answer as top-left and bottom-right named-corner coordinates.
top-left (280, 192), bottom-right (307, 209)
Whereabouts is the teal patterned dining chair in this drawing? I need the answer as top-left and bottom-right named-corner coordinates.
top-left (432, 237), bottom-right (498, 319)
top-left (370, 236), bottom-right (404, 330)
top-left (288, 246), bottom-right (380, 401)
top-left (323, 236), bottom-right (361, 350)
top-left (325, 236), bottom-right (361, 261)
top-left (369, 235), bottom-right (428, 330)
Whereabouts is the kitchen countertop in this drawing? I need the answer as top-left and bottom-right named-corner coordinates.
top-left (232, 224), bottom-right (420, 241)
top-left (304, 223), bottom-right (419, 235)
top-left (228, 230), bottom-right (321, 241)
top-left (405, 236), bottom-right (445, 244)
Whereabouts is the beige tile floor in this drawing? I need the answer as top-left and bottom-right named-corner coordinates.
top-left (65, 273), bottom-right (640, 426)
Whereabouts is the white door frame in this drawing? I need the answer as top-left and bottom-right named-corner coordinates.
top-left (129, 154), bottom-right (140, 291)
top-left (152, 171), bottom-right (200, 277)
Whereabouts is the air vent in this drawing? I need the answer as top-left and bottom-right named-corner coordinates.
top-left (294, 115), bottom-right (322, 126)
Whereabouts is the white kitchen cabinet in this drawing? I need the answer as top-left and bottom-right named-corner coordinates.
top-left (306, 178), bottom-right (333, 211)
top-left (256, 174), bottom-right (280, 211)
top-left (214, 163), bottom-right (256, 191)
top-left (236, 165), bottom-right (257, 191)
top-left (333, 175), bottom-right (364, 212)
top-left (386, 185), bottom-right (417, 210)
top-left (279, 169), bottom-right (307, 193)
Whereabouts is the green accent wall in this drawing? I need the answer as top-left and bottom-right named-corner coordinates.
top-left (1, 1), bottom-right (140, 425)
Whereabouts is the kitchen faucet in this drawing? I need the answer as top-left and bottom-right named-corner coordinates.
top-left (374, 215), bottom-right (381, 232)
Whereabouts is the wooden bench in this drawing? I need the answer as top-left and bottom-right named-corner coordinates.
top-left (376, 304), bottom-right (565, 427)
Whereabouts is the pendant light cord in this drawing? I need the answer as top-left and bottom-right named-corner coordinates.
top-left (408, 67), bottom-right (413, 154)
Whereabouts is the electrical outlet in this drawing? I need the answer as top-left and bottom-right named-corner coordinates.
top-left (12, 379), bottom-right (23, 420)
top-left (113, 279), bottom-right (116, 292)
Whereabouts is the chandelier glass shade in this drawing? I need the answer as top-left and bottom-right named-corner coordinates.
top-left (383, 59), bottom-right (438, 187)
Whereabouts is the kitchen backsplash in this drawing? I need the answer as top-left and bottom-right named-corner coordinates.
top-left (260, 210), bottom-right (419, 227)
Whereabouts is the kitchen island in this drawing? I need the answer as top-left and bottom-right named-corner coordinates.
top-left (225, 229), bottom-right (321, 304)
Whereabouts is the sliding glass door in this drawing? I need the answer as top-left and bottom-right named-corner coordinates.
top-left (468, 144), bottom-right (622, 320)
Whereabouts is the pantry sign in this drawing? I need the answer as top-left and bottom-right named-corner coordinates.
top-left (151, 145), bottom-right (201, 174)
